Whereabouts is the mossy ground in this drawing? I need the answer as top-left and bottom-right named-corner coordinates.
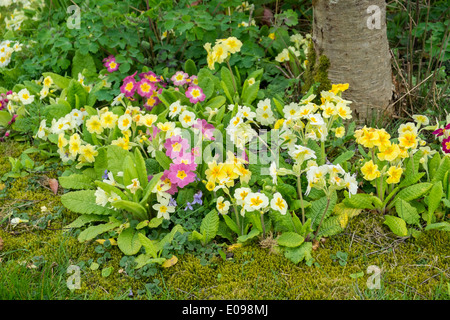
top-left (0, 140), bottom-right (449, 300)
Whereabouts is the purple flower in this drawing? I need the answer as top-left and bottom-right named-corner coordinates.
top-left (168, 197), bottom-right (177, 207)
top-left (136, 79), bottom-right (156, 98)
top-left (192, 191), bottom-right (203, 205)
top-left (139, 71), bottom-right (161, 83)
top-left (164, 135), bottom-right (190, 159)
top-left (102, 170), bottom-right (109, 180)
top-left (184, 202), bottom-right (193, 211)
top-left (103, 55), bottom-right (119, 73)
top-left (185, 85), bottom-right (205, 104)
top-left (188, 75), bottom-right (198, 86)
top-left (432, 128), bottom-right (444, 137)
top-left (120, 72), bottom-right (137, 97)
top-left (167, 163), bottom-right (196, 188)
top-left (442, 136), bottom-right (450, 154)
top-left (171, 71), bottom-right (189, 86)
top-left (192, 118), bottom-right (216, 140)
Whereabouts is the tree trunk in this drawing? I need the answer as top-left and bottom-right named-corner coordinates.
top-left (312, 0), bottom-right (393, 121)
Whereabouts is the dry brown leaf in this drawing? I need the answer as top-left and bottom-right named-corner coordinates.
top-left (0, 237), bottom-right (3, 251)
top-left (48, 178), bottom-right (58, 195)
top-left (312, 240), bottom-right (320, 251)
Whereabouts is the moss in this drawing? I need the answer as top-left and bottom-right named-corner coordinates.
top-left (302, 41), bottom-right (332, 95)
top-left (1, 141), bottom-right (449, 300)
top-left (313, 55), bottom-right (332, 93)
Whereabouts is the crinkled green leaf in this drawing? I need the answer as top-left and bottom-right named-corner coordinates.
top-left (277, 232), bottom-right (304, 247)
top-left (383, 215), bottom-right (408, 237)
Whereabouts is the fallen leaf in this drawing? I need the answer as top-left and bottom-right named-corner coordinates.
top-left (312, 240), bottom-right (320, 251)
top-left (227, 243), bottom-right (243, 252)
top-left (96, 238), bottom-right (117, 245)
top-left (0, 237), bottom-right (3, 251)
top-left (162, 255), bottom-right (178, 268)
top-left (48, 178), bottom-right (58, 195)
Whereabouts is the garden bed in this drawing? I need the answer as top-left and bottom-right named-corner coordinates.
top-left (0, 0), bottom-right (449, 302)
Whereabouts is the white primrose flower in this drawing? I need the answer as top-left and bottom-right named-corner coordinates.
top-left (270, 192), bottom-right (288, 215)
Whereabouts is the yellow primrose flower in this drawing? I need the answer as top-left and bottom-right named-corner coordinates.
top-left (111, 137), bottom-right (131, 151)
top-left (412, 114), bottom-right (429, 127)
top-left (274, 119), bottom-right (284, 130)
top-left (372, 129), bottom-right (391, 149)
top-left (118, 114), bottom-right (132, 132)
top-left (234, 187), bottom-right (251, 206)
top-left (321, 102), bottom-right (337, 118)
top-left (157, 121), bottom-right (175, 133)
top-left (79, 144), bottom-right (98, 163)
top-left (222, 163), bottom-right (239, 182)
top-left (43, 76), bottom-right (53, 87)
top-left (204, 180), bottom-right (215, 192)
top-left (100, 111), bottom-right (118, 129)
top-left (398, 131), bottom-right (418, 150)
top-left (140, 114), bottom-right (158, 127)
top-left (386, 166), bottom-right (403, 184)
top-left (220, 37), bottom-right (242, 54)
top-left (398, 122), bottom-right (418, 136)
top-left (419, 146), bottom-right (436, 159)
top-left (69, 135), bottom-right (81, 157)
top-left (126, 178), bottom-right (142, 194)
top-left (205, 161), bottom-right (226, 184)
top-left (270, 192), bottom-right (287, 215)
top-left (398, 146), bottom-right (410, 159)
top-left (275, 48), bottom-right (290, 63)
top-left (244, 192), bottom-right (269, 213)
top-left (212, 43), bottom-right (229, 64)
top-left (335, 126), bottom-right (345, 138)
top-left (330, 83), bottom-right (349, 95)
top-left (377, 143), bottom-right (400, 162)
top-left (86, 115), bottom-right (103, 135)
top-left (361, 160), bottom-right (381, 181)
top-left (268, 33), bottom-right (275, 40)
top-left (357, 127), bottom-right (379, 149)
top-left (57, 133), bottom-right (68, 149)
top-left (234, 164), bottom-right (252, 184)
top-left (335, 102), bottom-right (352, 119)
top-left (216, 196), bottom-right (231, 215)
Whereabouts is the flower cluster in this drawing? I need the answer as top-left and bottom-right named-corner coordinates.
top-left (168, 71), bottom-right (205, 104)
top-left (1, 0), bottom-right (43, 31)
top-left (120, 71), bottom-right (164, 110)
top-left (305, 164), bottom-right (358, 197)
top-left (432, 120), bottom-right (450, 155)
top-left (275, 33), bottom-right (311, 68)
top-left (204, 37), bottom-right (243, 70)
top-left (4, 88), bottom-right (35, 115)
top-left (0, 40), bottom-right (22, 68)
top-left (0, 90), bottom-right (12, 111)
top-left (36, 108), bottom-right (105, 165)
top-left (355, 117), bottom-right (434, 184)
top-left (268, 86), bottom-right (352, 162)
top-left (204, 151), bottom-right (251, 192)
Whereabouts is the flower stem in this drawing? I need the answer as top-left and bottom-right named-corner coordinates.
top-left (260, 212), bottom-right (266, 238)
top-left (297, 175), bottom-right (305, 224)
top-left (226, 60), bottom-right (238, 96)
top-left (232, 201), bottom-right (242, 236)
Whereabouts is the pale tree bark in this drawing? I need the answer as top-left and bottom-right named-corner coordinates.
top-left (312, 0), bottom-right (393, 121)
